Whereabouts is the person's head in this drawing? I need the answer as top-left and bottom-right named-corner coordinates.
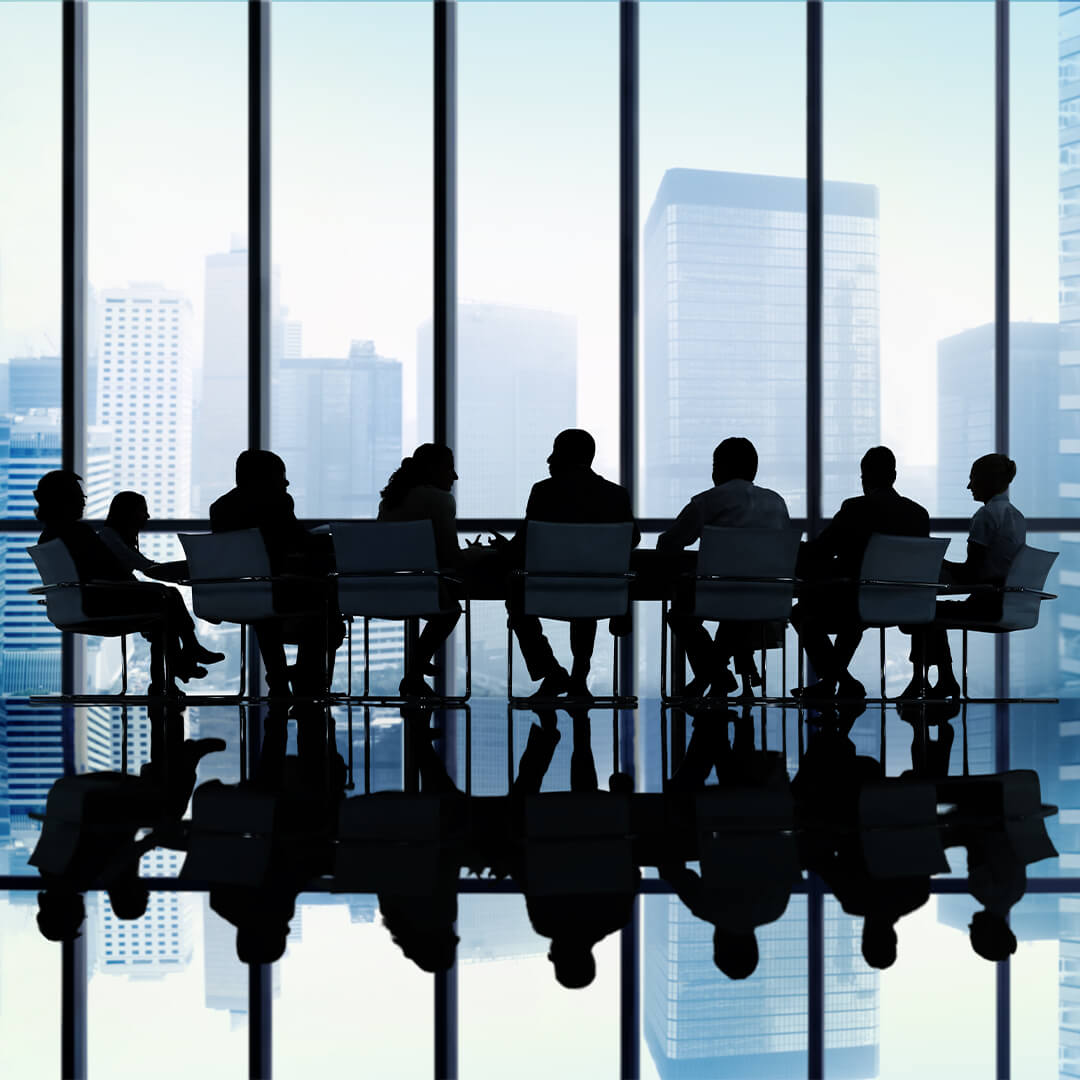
top-left (379, 444), bottom-right (456, 510)
top-left (549, 937), bottom-right (597, 988)
top-left (861, 918), bottom-right (898, 969)
top-left (36, 889), bottom-right (85, 942)
top-left (860, 446), bottom-right (897, 494)
top-left (547, 429), bottom-right (596, 474)
top-left (107, 879), bottom-right (150, 921)
top-left (712, 437), bottom-right (759, 485)
top-left (712, 928), bottom-right (759, 980)
top-left (33, 470), bottom-right (86, 526)
top-left (969, 910), bottom-right (1017, 962)
top-left (235, 449), bottom-right (288, 494)
top-left (105, 491), bottom-right (150, 542)
top-left (968, 453), bottom-right (1016, 503)
top-left (383, 911), bottom-right (459, 973)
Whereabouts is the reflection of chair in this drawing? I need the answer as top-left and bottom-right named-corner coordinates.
top-left (934, 545), bottom-right (1057, 698)
top-left (523, 792), bottom-right (636, 894)
top-left (857, 780), bottom-right (949, 878)
top-left (28, 539), bottom-right (167, 696)
top-left (855, 534), bottom-right (949, 700)
top-left (330, 521), bottom-right (470, 702)
top-left (509, 522), bottom-right (635, 704)
top-left (661, 526), bottom-right (801, 701)
top-left (180, 780), bottom-right (281, 886)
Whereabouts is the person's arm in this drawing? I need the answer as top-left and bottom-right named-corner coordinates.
top-left (657, 500), bottom-right (703, 554)
top-left (431, 490), bottom-right (462, 568)
top-left (946, 508), bottom-right (993, 584)
top-left (98, 527), bottom-right (158, 575)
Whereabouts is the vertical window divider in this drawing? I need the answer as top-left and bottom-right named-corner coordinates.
top-left (806, 4), bottom-right (825, 1079)
top-left (994, 3), bottom-right (1012, 1078)
top-left (618, 5), bottom-right (640, 1078)
top-left (247, 4), bottom-right (273, 1077)
top-left (61, 4), bottom-right (89, 1074)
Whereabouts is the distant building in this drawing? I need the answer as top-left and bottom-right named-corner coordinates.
top-left (643, 168), bottom-right (879, 517)
top-left (272, 340), bottom-right (402, 519)
top-left (96, 284), bottom-right (195, 520)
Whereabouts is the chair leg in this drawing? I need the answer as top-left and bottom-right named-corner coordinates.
top-left (364, 618), bottom-right (371, 699)
top-left (121, 705), bottom-right (129, 775)
top-left (879, 626), bottom-right (886, 702)
top-left (464, 599), bottom-right (472, 700)
top-left (506, 701), bottom-right (514, 793)
top-left (239, 626), bottom-right (247, 700)
top-left (363, 705), bottom-right (371, 794)
top-left (506, 618), bottom-right (514, 701)
top-left (464, 705), bottom-right (472, 797)
top-left (660, 600), bottom-right (668, 703)
top-left (346, 700), bottom-right (355, 791)
top-left (121, 635), bottom-right (129, 696)
top-left (347, 619), bottom-right (353, 699)
top-left (961, 630), bottom-right (969, 701)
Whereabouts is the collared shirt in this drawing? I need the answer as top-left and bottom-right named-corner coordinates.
top-left (969, 492), bottom-right (1026, 581)
top-left (658, 478), bottom-right (790, 552)
top-left (98, 525), bottom-right (157, 575)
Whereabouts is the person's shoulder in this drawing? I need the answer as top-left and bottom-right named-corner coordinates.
top-left (898, 493), bottom-right (930, 519)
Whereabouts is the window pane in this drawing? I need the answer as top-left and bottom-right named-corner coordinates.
top-left (0, 2), bottom-right (62, 519)
top-left (459, 894), bottom-right (619, 1077)
top-left (272, 1), bottom-right (430, 518)
top-left (0, 892), bottom-right (61, 1077)
top-left (88, 1), bottom-right (247, 521)
top-left (827, 2), bottom-right (994, 518)
top-left (273, 894), bottom-right (432, 1078)
top-left (454, 1), bottom-right (619, 518)
top-left (640, 2), bottom-right (806, 518)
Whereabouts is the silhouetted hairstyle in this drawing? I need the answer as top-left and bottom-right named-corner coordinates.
top-left (549, 938), bottom-right (597, 988)
top-left (969, 910), bottom-right (1017, 962)
top-left (712, 929), bottom-right (759, 980)
top-left (861, 919), bottom-right (898, 970)
top-left (36, 890), bottom-right (86, 942)
top-left (380, 444), bottom-right (454, 511)
top-left (105, 491), bottom-right (149, 549)
top-left (235, 449), bottom-right (286, 488)
top-left (33, 470), bottom-right (85, 526)
top-left (548, 429), bottom-right (596, 468)
top-left (971, 453), bottom-right (1017, 495)
top-left (712, 437), bottom-right (758, 483)
top-left (860, 446), bottom-right (897, 488)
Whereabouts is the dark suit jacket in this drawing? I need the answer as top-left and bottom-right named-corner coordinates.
top-left (800, 487), bottom-right (930, 581)
top-left (39, 522), bottom-right (133, 584)
top-left (511, 466), bottom-right (640, 560)
top-left (209, 487), bottom-right (313, 572)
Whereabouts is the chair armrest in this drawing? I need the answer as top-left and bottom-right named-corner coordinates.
top-left (512, 570), bottom-right (638, 580)
top-left (178, 575), bottom-right (276, 587)
top-left (686, 573), bottom-right (799, 584)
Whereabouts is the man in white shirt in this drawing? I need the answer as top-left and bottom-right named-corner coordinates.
top-left (658, 438), bottom-right (791, 696)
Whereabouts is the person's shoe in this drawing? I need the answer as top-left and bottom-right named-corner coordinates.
top-left (932, 673), bottom-right (962, 699)
top-left (897, 675), bottom-right (930, 701)
top-left (399, 675), bottom-right (435, 699)
top-left (530, 667), bottom-right (571, 700)
top-left (176, 663), bottom-right (208, 684)
top-left (836, 675), bottom-right (866, 700)
top-left (792, 680), bottom-right (836, 702)
top-left (192, 645), bottom-right (226, 665)
top-left (681, 675), bottom-right (711, 699)
top-left (567, 674), bottom-right (593, 700)
top-left (182, 737), bottom-right (227, 768)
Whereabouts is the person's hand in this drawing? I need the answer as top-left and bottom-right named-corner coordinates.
top-left (464, 534), bottom-right (484, 549)
top-left (488, 532), bottom-right (509, 549)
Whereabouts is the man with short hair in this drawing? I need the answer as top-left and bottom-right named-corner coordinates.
top-left (658, 437), bottom-right (791, 697)
top-left (792, 446), bottom-right (929, 700)
top-left (210, 451), bottom-right (343, 696)
top-left (508, 429), bottom-right (639, 698)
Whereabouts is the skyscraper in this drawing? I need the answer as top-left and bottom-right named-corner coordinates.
top-left (96, 284), bottom-right (194, 520)
top-left (272, 340), bottom-right (402, 519)
top-left (643, 169), bottom-right (879, 517)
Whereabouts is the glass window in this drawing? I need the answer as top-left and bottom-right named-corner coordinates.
top-left (271, 1), bottom-right (430, 519)
top-left (88, 1), bottom-right (246, 522)
top-left (826, 1), bottom-right (994, 518)
top-left (640, 1), bottom-right (806, 518)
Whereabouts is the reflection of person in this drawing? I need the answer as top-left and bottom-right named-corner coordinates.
top-left (792, 447), bottom-right (930, 700)
top-left (508, 430), bottom-right (640, 699)
top-left (906, 454), bottom-right (1025, 699)
top-left (210, 450), bottom-right (344, 696)
top-left (658, 437), bottom-right (790, 698)
top-left (378, 445), bottom-right (465, 697)
top-left (35, 470), bottom-right (211, 695)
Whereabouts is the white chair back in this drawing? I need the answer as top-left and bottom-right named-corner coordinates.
top-left (180, 529), bottom-right (276, 623)
top-left (999, 546), bottom-right (1057, 631)
top-left (857, 534), bottom-right (949, 625)
top-left (27, 540), bottom-right (88, 627)
top-left (694, 526), bottom-right (802, 621)
top-left (524, 521), bottom-right (634, 619)
top-left (331, 521), bottom-right (444, 619)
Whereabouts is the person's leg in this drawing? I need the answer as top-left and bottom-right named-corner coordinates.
top-left (667, 613), bottom-right (721, 691)
top-left (832, 623), bottom-right (866, 694)
top-left (414, 611), bottom-right (461, 673)
top-left (512, 710), bottom-right (561, 794)
top-left (568, 618), bottom-right (597, 691)
top-left (569, 710), bottom-right (598, 792)
top-left (507, 596), bottom-right (566, 690)
top-left (790, 603), bottom-right (838, 692)
top-left (254, 622), bottom-right (290, 696)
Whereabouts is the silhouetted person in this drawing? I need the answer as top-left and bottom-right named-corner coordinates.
top-left (508, 430), bottom-right (639, 698)
top-left (34, 470), bottom-right (212, 695)
top-left (378, 444), bottom-right (466, 698)
top-left (659, 437), bottom-right (790, 697)
top-left (32, 702), bottom-right (223, 941)
top-left (210, 450), bottom-right (344, 696)
top-left (661, 710), bottom-right (796, 979)
top-left (905, 454), bottom-right (1025, 699)
top-left (792, 446), bottom-right (929, 700)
